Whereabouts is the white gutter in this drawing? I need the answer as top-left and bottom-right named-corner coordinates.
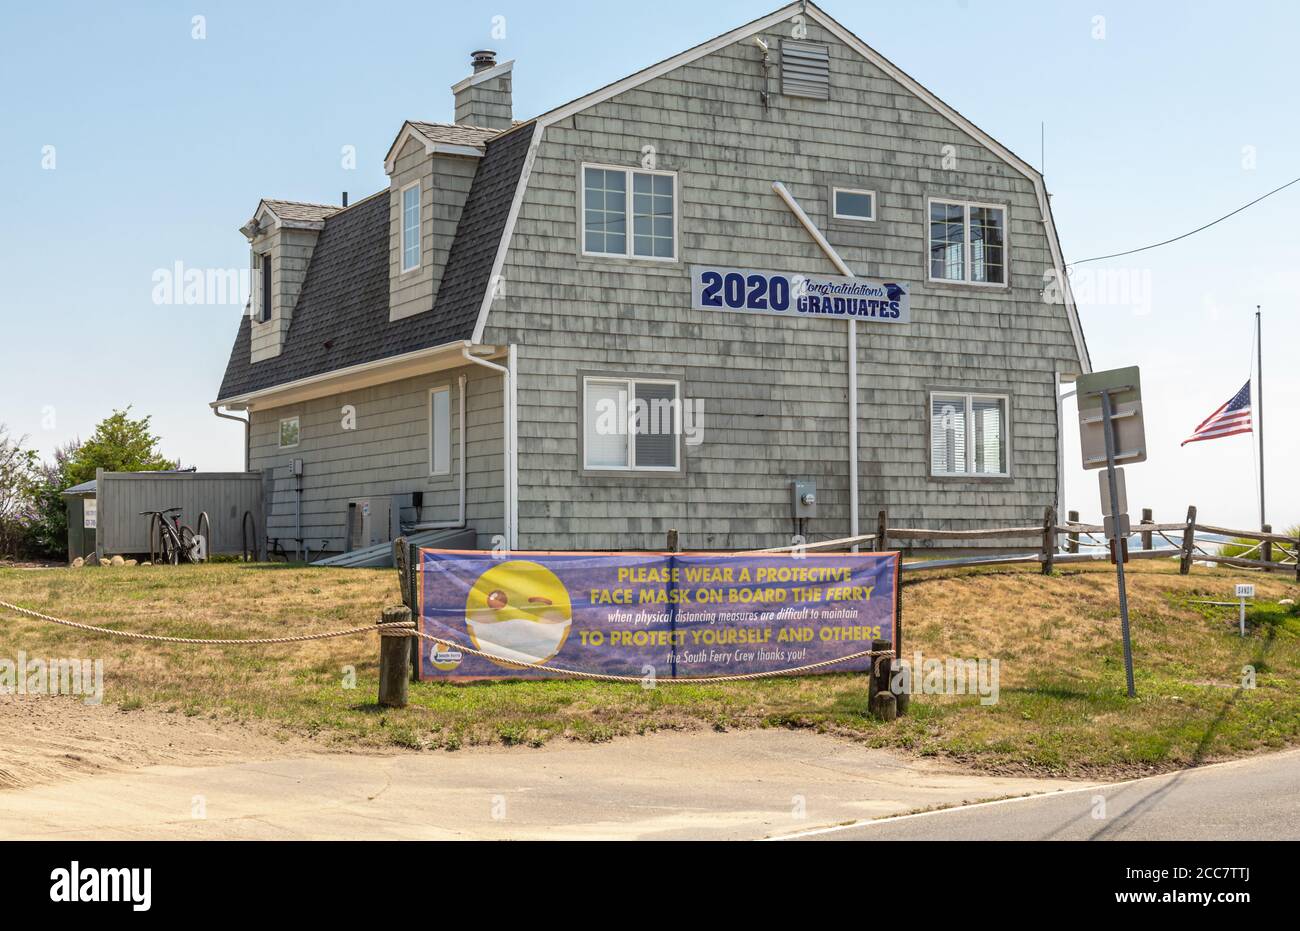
top-left (461, 345), bottom-right (516, 549)
top-left (212, 406), bottom-right (250, 472)
top-left (771, 181), bottom-right (860, 549)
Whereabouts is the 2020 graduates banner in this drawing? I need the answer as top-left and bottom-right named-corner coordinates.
top-left (416, 550), bottom-right (897, 680)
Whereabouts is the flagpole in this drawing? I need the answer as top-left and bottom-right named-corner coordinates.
top-left (1257, 306), bottom-right (1265, 530)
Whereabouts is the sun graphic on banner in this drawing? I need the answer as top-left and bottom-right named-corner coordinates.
top-left (465, 561), bottom-right (573, 668)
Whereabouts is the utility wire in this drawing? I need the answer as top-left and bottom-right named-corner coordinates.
top-left (1070, 175), bottom-right (1300, 266)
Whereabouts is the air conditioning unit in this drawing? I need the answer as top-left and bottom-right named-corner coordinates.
top-left (345, 498), bottom-right (392, 551)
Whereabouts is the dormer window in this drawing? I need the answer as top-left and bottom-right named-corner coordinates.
top-left (401, 181), bottom-right (421, 272)
top-left (258, 252), bottom-right (272, 322)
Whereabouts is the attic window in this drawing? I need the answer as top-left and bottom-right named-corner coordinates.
top-left (781, 40), bottom-right (830, 99)
top-left (258, 253), bottom-right (272, 323)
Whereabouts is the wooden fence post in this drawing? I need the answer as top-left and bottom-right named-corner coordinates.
top-left (666, 528), bottom-right (679, 553)
top-left (1179, 506), bottom-right (1197, 575)
top-left (877, 510), bottom-right (889, 552)
top-left (379, 605), bottom-right (412, 708)
top-left (1067, 510), bottom-right (1079, 554)
top-left (1140, 509), bottom-right (1153, 550)
top-left (869, 638), bottom-right (896, 721)
top-left (1262, 524), bottom-right (1273, 572)
top-left (1040, 506), bottom-right (1056, 574)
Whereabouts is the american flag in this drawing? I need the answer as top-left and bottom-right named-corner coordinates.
top-left (1181, 381), bottom-right (1252, 446)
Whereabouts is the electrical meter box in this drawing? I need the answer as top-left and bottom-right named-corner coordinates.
top-left (791, 480), bottom-right (818, 519)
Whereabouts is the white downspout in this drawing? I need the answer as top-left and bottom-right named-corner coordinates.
top-left (409, 372), bottom-right (467, 531)
top-left (212, 406), bottom-right (250, 472)
top-left (461, 345), bottom-right (514, 549)
top-left (771, 181), bottom-right (860, 549)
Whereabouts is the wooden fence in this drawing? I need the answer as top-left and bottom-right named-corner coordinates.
top-left (754, 507), bottom-right (1300, 579)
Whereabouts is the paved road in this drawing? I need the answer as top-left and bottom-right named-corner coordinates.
top-left (776, 748), bottom-right (1300, 841)
top-left (0, 730), bottom-right (1083, 841)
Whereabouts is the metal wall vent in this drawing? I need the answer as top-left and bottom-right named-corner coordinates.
top-left (781, 40), bottom-right (830, 99)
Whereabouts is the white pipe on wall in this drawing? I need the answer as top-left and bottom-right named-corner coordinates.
top-left (771, 181), bottom-right (860, 548)
top-left (461, 345), bottom-right (514, 549)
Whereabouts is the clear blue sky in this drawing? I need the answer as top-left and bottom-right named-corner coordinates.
top-left (1, 0), bottom-right (1295, 530)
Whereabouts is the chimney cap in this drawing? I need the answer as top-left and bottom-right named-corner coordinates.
top-left (471, 49), bottom-right (497, 72)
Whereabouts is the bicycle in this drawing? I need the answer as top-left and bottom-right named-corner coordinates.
top-left (140, 508), bottom-right (201, 565)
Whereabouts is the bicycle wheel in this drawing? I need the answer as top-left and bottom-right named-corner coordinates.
top-left (180, 526), bottom-right (198, 563)
top-left (161, 527), bottom-right (181, 565)
top-left (194, 512), bottom-right (211, 562)
top-left (149, 513), bottom-right (165, 564)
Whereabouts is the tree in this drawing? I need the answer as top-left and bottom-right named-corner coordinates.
top-left (22, 439), bottom-right (80, 560)
top-left (0, 425), bottom-right (38, 559)
top-left (65, 408), bottom-right (177, 486)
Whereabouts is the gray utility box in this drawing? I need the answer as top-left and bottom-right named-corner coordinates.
top-left (389, 492), bottom-right (424, 540)
top-left (791, 480), bottom-right (818, 519)
top-left (346, 498), bottom-right (392, 552)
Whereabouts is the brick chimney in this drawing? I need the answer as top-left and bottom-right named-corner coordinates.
top-left (452, 50), bottom-right (513, 129)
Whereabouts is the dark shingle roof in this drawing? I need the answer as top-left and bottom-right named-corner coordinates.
top-left (215, 123), bottom-right (534, 402)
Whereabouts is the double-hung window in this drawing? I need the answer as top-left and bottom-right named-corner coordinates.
top-left (929, 392), bottom-right (1009, 478)
top-left (257, 252), bottom-right (272, 322)
top-left (429, 385), bottom-right (451, 476)
top-left (582, 164), bottom-right (677, 260)
top-left (401, 181), bottom-right (421, 272)
top-left (928, 199), bottom-right (1006, 285)
top-left (583, 376), bottom-right (680, 471)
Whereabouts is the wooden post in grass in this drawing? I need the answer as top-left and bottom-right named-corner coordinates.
top-left (666, 528), bottom-right (679, 553)
top-left (1067, 510), bottom-right (1079, 554)
top-left (1262, 524), bottom-right (1273, 572)
top-left (379, 605), bottom-right (412, 708)
top-left (1040, 506), bottom-right (1056, 574)
top-left (1179, 506), bottom-right (1197, 575)
top-left (869, 638), bottom-right (896, 721)
top-left (1140, 509), bottom-right (1153, 551)
top-left (876, 510), bottom-right (889, 553)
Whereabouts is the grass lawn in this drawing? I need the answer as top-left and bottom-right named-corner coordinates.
top-left (1, 559), bottom-right (1298, 777)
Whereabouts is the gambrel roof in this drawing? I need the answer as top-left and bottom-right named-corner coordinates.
top-left (215, 1), bottom-right (1087, 407)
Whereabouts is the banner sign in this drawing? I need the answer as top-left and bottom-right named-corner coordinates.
top-left (416, 550), bottom-right (898, 681)
top-left (690, 265), bottom-right (910, 324)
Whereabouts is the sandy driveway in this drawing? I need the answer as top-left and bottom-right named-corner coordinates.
top-left (1, 697), bottom-right (1090, 840)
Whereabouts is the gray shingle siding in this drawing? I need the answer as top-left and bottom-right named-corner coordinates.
top-left (481, 19), bottom-right (1084, 551)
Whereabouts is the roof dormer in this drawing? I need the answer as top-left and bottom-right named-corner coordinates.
top-left (241, 199), bottom-right (338, 362)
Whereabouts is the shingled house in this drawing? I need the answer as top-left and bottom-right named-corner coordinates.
top-left (212, 1), bottom-right (1089, 559)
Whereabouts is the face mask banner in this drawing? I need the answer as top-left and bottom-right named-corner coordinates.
top-left (415, 549), bottom-right (898, 681)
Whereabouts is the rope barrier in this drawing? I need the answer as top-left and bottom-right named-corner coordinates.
top-left (0, 599), bottom-right (414, 645)
top-left (0, 599), bottom-right (891, 684)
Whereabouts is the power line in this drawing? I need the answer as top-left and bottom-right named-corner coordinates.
top-left (1070, 175), bottom-right (1300, 266)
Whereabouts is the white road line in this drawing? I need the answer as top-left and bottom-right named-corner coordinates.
top-left (763, 750), bottom-right (1300, 841)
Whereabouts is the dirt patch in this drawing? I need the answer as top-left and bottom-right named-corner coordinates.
top-left (0, 694), bottom-right (324, 791)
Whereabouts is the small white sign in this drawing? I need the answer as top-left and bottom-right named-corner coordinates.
top-left (1236, 584), bottom-right (1255, 599)
top-left (83, 498), bottom-right (97, 529)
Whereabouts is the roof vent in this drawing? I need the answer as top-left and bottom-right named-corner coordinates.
top-left (471, 49), bottom-right (497, 73)
top-left (781, 40), bottom-right (830, 99)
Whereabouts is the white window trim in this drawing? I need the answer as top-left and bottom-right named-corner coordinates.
top-left (928, 391), bottom-right (1010, 479)
top-left (400, 180), bottom-right (422, 274)
top-left (579, 162), bottom-right (679, 262)
top-left (428, 384), bottom-right (452, 477)
top-left (582, 375), bottom-right (682, 472)
top-left (926, 197), bottom-right (1008, 287)
top-left (278, 416), bottom-right (300, 450)
top-left (832, 187), bottom-right (876, 221)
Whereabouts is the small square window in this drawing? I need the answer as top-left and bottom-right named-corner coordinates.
top-left (929, 199), bottom-right (1006, 285)
top-left (279, 416), bottom-right (300, 449)
top-left (581, 164), bottom-right (676, 261)
top-left (832, 188), bottom-right (875, 221)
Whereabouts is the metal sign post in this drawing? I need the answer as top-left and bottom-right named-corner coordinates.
top-left (1077, 366), bottom-right (1146, 699)
top-left (1236, 583), bottom-right (1255, 638)
top-left (1099, 389), bottom-right (1136, 698)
